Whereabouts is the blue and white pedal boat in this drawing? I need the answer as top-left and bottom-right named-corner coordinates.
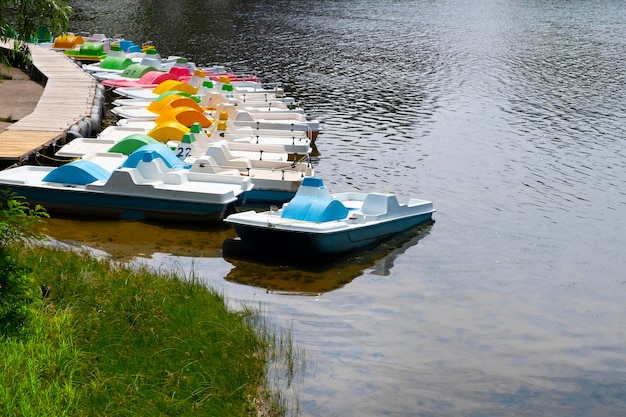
top-left (0, 145), bottom-right (253, 222)
top-left (223, 177), bottom-right (435, 255)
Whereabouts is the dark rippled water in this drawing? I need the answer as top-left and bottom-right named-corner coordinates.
top-left (51, 0), bottom-right (626, 415)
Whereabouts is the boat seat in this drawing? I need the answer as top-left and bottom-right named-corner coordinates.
top-left (360, 193), bottom-right (391, 217)
top-left (136, 156), bottom-right (186, 185)
top-left (200, 92), bottom-right (228, 108)
top-left (101, 169), bottom-right (164, 188)
top-left (189, 156), bottom-right (241, 176)
top-left (139, 57), bottom-right (165, 71)
top-left (216, 104), bottom-right (256, 122)
top-left (214, 104), bottom-right (237, 121)
top-left (293, 177), bottom-right (332, 199)
top-left (204, 142), bottom-right (252, 169)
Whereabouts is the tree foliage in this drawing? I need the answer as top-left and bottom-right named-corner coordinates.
top-left (0, 0), bottom-right (72, 63)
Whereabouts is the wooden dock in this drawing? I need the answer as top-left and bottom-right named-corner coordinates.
top-left (0, 40), bottom-right (100, 166)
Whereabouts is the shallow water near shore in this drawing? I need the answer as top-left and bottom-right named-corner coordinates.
top-left (48, 0), bottom-right (626, 415)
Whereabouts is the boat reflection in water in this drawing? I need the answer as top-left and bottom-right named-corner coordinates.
top-left (223, 223), bottom-right (434, 295)
top-left (41, 215), bottom-right (432, 295)
top-left (41, 215), bottom-right (236, 261)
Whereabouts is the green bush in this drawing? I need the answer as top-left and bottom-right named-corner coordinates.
top-left (0, 250), bottom-right (40, 336)
top-left (0, 190), bottom-right (49, 248)
top-left (0, 190), bottom-right (48, 336)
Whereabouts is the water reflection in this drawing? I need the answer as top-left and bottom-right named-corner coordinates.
top-left (224, 223), bottom-right (433, 294)
top-left (42, 214), bottom-right (433, 295)
top-left (41, 215), bottom-right (236, 261)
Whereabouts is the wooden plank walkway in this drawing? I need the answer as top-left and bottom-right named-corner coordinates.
top-left (0, 39), bottom-right (98, 165)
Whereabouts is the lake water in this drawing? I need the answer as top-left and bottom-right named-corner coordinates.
top-left (53, 0), bottom-right (626, 415)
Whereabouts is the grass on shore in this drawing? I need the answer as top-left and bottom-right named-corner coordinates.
top-left (0, 243), bottom-right (303, 417)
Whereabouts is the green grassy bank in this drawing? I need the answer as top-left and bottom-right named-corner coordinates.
top-left (0, 244), bottom-right (302, 417)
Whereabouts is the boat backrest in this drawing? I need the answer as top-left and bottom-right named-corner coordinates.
top-left (169, 66), bottom-right (193, 78)
top-left (135, 154), bottom-right (186, 185)
top-left (90, 33), bottom-right (107, 42)
top-left (217, 104), bottom-right (255, 122)
top-left (360, 193), bottom-right (398, 217)
top-left (294, 177), bottom-right (332, 199)
top-left (139, 57), bottom-right (164, 70)
top-left (201, 92), bottom-right (227, 108)
top-left (214, 104), bottom-right (236, 120)
top-left (118, 39), bottom-right (135, 52)
top-left (204, 142), bottom-right (252, 169)
top-left (189, 157), bottom-right (241, 176)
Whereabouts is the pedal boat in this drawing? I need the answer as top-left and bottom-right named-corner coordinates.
top-left (0, 145), bottom-right (253, 222)
top-left (224, 177), bottom-right (435, 255)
